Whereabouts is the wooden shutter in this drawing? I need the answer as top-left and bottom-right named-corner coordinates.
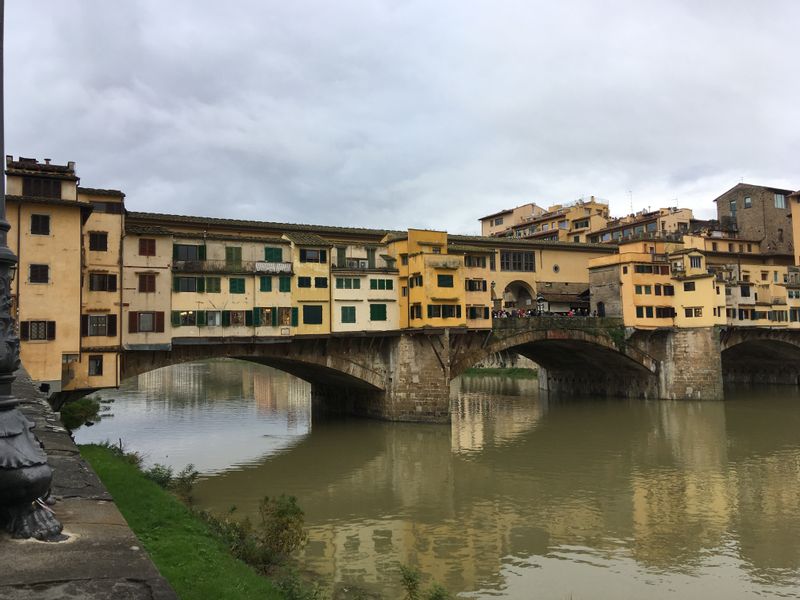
top-left (291, 307), bottom-right (298, 327)
top-left (129, 312), bottom-right (139, 333)
top-left (271, 307), bottom-right (278, 326)
top-left (155, 312), bottom-right (165, 332)
top-left (107, 314), bottom-right (117, 337)
top-left (109, 275), bottom-right (118, 292)
top-left (197, 311), bottom-right (206, 327)
top-left (482, 280), bottom-right (487, 291)
top-left (81, 315), bottom-right (89, 337)
top-left (245, 310), bottom-right (253, 327)
top-left (171, 311), bottom-right (181, 327)
top-left (320, 249), bottom-right (327, 263)
top-left (173, 276), bottom-right (180, 292)
top-left (20, 321), bottom-right (29, 341)
top-left (198, 245), bottom-right (207, 260)
top-left (196, 277), bottom-right (205, 293)
top-left (484, 307), bottom-right (490, 319)
top-left (221, 311), bottom-right (231, 327)
top-left (172, 244), bottom-right (179, 260)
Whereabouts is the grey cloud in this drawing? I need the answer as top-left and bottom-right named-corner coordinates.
top-left (7, 0), bottom-right (799, 234)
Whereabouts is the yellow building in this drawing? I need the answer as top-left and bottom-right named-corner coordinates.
top-left (504, 197), bottom-right (610, 243)
top-left (588, 207), bottom-right (693, 244)
top-left (479, 202), bottom-right (545, 237)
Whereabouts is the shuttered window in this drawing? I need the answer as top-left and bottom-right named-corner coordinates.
top-left (260, 276), bottom-right (272, 292)
top-left (369, 303), bottom-right (387, 322)
top-left (139, 238), bottom-right (156, 256)
top-left (279, 276), bottom-right (291, 292)
top-left (303, 305), bottom-right (321, 325)
top-left (341, 306), bottom-right (356, 323)
top-left (264, 247), bottom-right (283, 262)
top-left (229, 278), bottom-right (246, 294)
top-left (138, 273), bottom-right (156, 293)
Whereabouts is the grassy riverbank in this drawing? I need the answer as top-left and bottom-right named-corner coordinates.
top-left (461, 367), bottom-right (538, 378)
top-left (80, 444), bottom-right (283, 600)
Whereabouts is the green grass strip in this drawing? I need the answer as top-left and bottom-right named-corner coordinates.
top-left (80, 444), bottom-right (282, 600)
top-left (461, 367), bottom-right (538, 378)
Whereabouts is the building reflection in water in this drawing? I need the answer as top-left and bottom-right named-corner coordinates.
top-left (83, 360), bottom-right (800, 598)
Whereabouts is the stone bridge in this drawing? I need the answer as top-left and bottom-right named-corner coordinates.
top-left (52, 319), bottom-right (800, 422)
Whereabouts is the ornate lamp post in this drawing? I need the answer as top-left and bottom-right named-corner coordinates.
top-left (0, 0), bottom-right (63, 540)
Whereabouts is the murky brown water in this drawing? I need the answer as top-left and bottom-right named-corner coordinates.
top-left (75, 360), bottom-right (800, 599)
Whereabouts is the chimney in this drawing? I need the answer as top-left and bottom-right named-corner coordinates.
top-left (67, 161), bottom-right (75, 170)
top-left (44, 158), bottom-right (51, 164)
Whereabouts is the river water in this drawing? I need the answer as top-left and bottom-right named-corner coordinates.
top-left (74, 359), bottom-right (800, 599)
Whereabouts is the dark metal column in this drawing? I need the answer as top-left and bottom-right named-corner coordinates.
top-left (0, 0), bottom-right (63, 540)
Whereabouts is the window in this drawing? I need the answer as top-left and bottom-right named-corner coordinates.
top-left (428, 304), bottom-right (441, 318)
top-left (260, 276), bottom-right (272, 292)
top-left (655, 285), bottom-right (662, 296)
top-left (278, 307), bottom-right (294, 326)
top-left (409, 275), bottom-right (423, 288)
top-left (279, 276), bottom-right (291, 292)
top-left (622, 266), bottom-right (628, 274)
top-left (336, 277), bottom-right (361, 289)
top-left (89, 232), bottom-right (108, 251)
top-left (635, 285), bottom-right (642, 295)
top-left (206, 311), bottom-right (222, 326)
top-left (775, 193), bottom-right (786, 209)
top-left (341, 306), bottom-right (356, 324)
top-left (690, 256), bottom-right (702, 269)
top-left (645, 306), bottom-right (653, 318)
top-left (29, 264), bottom-right (49, 283)
top-left (464, 256), bottom-right (487, 268)
top-left (647, 222), bottom-right (657, 232)
top-left (30, 214), bottom-right (50, 235)
top-left (23, 177), bottom-right (61, 198)
top-left (229, 278), bottom-right (246, 294)
top-left (730, 199), bottom-right (737, 217)
top-left (223, 246), bottom-right (241, 267)
top-left (442, 304), bottom-right (461, 318)
top-left (139, 238), bottom-right (156, 256)
top-left (84, 314), bottom-right (117, 337)
top-left (370, 279), bottom-right (393, 290)
top-left (500, 251), bottom-right (535, 272)
top-left (467, 306), bottom-right (490, 319)
top-left (401, 255), bottom-right (409, 266)
top-left (573, 219), bottom-right (589, 230)
top-left (315, 277), bottom-right (328, 288)
top-left (299, 249), bottom-right (327, 263)
top-left (298, 277), bottom-right (312, 288)
top-left (684, 307), bottom-right (703, 318)
top-left (436, 274), bottom-right (454, 288)
top-left (636, 306), bottom-right (644, 318)
top-left (465, 279), bottom-right (487, 292)
top-left (173, 244), bottom-right (203, 261)
top-left (684, 281), bottom-right (696, 292)
top-left (206, 277), bottom-right (221, 293)
top-left (494, 217), bottom-right (504, 226)
top-left (744, 196), bottom-right (752, 208)
top-left (174, 277), bottom-right (197, 292)
top-left (370, 303), bottom-right (387, 321)
top-left (740, 285), bottom-right (750, 297)
top-left (663, 285), bottom-right (675, 296)
top-left (410, 303), bottom-right (422, 319)
top-left (303, 305), bottom-right (323, 325)
top-left (137, 312), bottom-right (155, 332)
top-left (655, 307), bottom-right (675, 318)
top-left (88, 355), bottom-right (103, 376)
top-left (20, 320), bottom-right (56, 341)
top-left (229, 310), bottom-right (246, 326)
top-left (89, 273), bottom-right (117, 292)
top-left (264, 247), bottom-right (283, 262)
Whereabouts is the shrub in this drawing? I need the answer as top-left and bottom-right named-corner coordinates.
top-left (144, 463), bottom-right (173, 488)
top-left (60, 396), bottom-right (101, 430)
top-left (172, 464), bottom-right (199, 505)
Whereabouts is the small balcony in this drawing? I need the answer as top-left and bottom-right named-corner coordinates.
top-left (173, 260), bottom-right (293, 274)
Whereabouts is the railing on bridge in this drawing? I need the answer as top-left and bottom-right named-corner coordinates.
top-left (172, 260), bottom-right (294, 274)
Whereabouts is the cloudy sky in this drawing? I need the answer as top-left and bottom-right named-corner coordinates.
top-left (6, 1), bottom-right (799, 234)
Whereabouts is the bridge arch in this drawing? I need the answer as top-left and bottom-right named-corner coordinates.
top-left (721, 328), bottom-right (800, 385)
top-left (450, 319), bottom-right (659, 399)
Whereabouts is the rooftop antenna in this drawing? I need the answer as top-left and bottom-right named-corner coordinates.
top-left (628, 190), bottom-right (633, 214)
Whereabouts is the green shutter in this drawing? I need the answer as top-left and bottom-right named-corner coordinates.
top-left (354, 278), bottom-right (361, 289)
top-left (291, 307), bottom-right (298, 327)
top-left (173, 276), bottom-right (180, 292)
top-left (245, 310), bottom-right (253, 326)
top-left (336, 278), bottom-right (343, 289)
top-left (222, 310), bottom-right (231, 327)
top-left (260, 276), bottom-right (272, 292)
top-left (370, 279), bottom-right (377, 290)
top-left (197, 277), bottom-right (205, 293)
top-left (370, 303), bottom-right (387, 321)
top-left (279, 276), bottom-right (291, 292)
top-left (253, 308), bottom-right (262, 326)
top-left (337, 247), bottom-right (346, 266)
top-left (271, 307), bottom-right (278, 326)
top-left (197, 311), bottom-right (207, 327)
top-left (172, 244), bottom-right (179, 260)
top-left (171, 311), bottom-right (181, 326)
top-left (198, 245), bottom-right (207, 260)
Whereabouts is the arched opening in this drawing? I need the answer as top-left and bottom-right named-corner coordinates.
top-left (722, 339), bottom-right (800, 386)
top-left (502, 280), bottom-right (535, 309)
